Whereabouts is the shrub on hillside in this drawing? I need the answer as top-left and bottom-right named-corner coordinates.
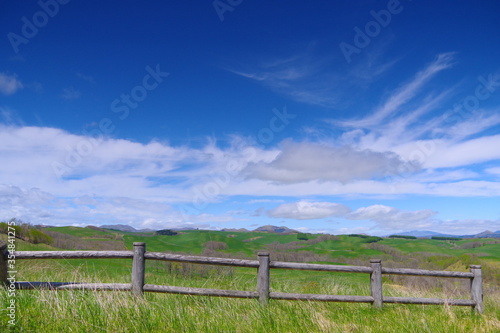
top-left (28, 228), bottom-right (54, 245)
top-left (363, 236), bottom-right (383, 243)
top-left (431, 236), bottom-right (461, 241)
top-left (0, 222), bottom-right (7, 234)
top-left (297, 233), bottom-right (309, 241)
top-left (348, 234), bottom-right (369, 238)
top-left (156, 229), bottom-right (178, 236)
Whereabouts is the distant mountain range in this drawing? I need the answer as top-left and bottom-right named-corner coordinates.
top-left (101, 224), bottom-right (299, 234)
top-left (100, 224), bottom-right (500, 238)
top-left (100, 224), bottom-right (156, 233)
top-left (252, 225), bottom-right (298, 234)
top-left (221, 228), bottom-right (251, 233)
top-left (392, 230), bottom-right (500, 239)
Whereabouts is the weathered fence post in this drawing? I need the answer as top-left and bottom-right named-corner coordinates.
top-left (470, 265), bottom-right (483, 314)
top-left (370, 259), bottom-right (383, 308)
top-left (257, 252), bottom-right (270, 305)
top-left (0, 243), bottom-right (8, 286)
top-left (132, 242), bottom-right (146, 297)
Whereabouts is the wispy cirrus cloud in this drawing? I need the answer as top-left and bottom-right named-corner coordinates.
top-left (318, 53), bottom-right (500, 182)
top-left (76, 72), bottom-right (95, 84)
top-left (0, 72), bottom-right (23, 95)
top-left (60, 87), bottom-right (81, 100)
top-left (0, 107), bottom-right (25, 126)
top-left (226, 43), bottom-right (400, 109)
top-left (337, 52), bottom-right (456, 129)
top-left (229, 57), bottom-right (342, 108)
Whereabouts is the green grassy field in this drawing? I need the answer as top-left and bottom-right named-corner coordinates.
top-left (1, 229), bottom-right (500, 332)
top-left (43, 226), bottom-right (500, 261)
top-left (123, 229), bottom-right (311, 255)
top-left (44, 226), bottom-right (124, 240)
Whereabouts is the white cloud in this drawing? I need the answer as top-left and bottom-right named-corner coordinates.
top-left (425, 134), bottom-right (500, 169)
top-left (267, 201), bottom-right (351, 220)
top-left (244, 140), bottom-right (419, 184)
top-left (408, 169), bottom-right (479, 183)
top-left (224, 176), bottom-right (500, 198)
top-left (248, 199), bottom-right (285, 204)
top-left (0, 184), bottom-right (57, 224)
top-left (0, 125), bottom-right (264, 227)
top-left (347, 205), bottom-right (437, 230)
top-left (0, 73), bottom-right (23, 95)
top-left (0, 183), bottom-right (238, 230)
top-left (442, 111), bottom-right (500, 140)
top-left (257, 199), bottom-right (499, 235)
top-left (485, 167), bottom-right (500, 176)
top-left (0, 185), bottom-right (53, 206)
top-left (432, 219), bottom-right (500, 235)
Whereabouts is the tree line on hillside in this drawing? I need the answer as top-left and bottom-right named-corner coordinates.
top-left (388, 235), bottom-right (417, 239)
top-left (348, 234), bottom-right (383, 243)
top-left (155, 229), bottom-right (178, 236)
top-left (0, 218), bottom-right (126, 250)
top-left (0, 218), bottom-right (53, 245)
top-left (431, 236), bottom-right (462, 241)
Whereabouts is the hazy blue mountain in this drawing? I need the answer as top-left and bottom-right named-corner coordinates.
top-left (253, 225), bottom-right (298, 234)
top-left (100, 224), bottom-right (155, 233)
top-left (392, 230), bottom-right (500, 239)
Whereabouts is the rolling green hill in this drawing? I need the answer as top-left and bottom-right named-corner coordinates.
top-left (124, 230), bottom-right (314, 255)
top-left (35, 226), bottom-right (500, 264)
top-left (44, 226), bottom-right (124, 239)
top-left (5, 226), bottom-right (500, 286)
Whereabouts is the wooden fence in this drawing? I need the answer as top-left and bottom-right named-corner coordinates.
top-left (0, 242), bottom-right (484, 313)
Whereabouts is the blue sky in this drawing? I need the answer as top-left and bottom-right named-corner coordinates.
top-left (1, 0), bottom-right (500, 235)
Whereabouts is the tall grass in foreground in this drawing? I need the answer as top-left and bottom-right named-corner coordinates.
top-left (2, 284), bottom-right (500, 333)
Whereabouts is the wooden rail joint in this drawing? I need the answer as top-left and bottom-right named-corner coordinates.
top-left (257, 252), bottom-right (270, 305)
top-left (0, 242), bottom-right (8, 286)
top-left (370, 259), bottom-right (383, 308)
top-left (131, 242), bottom-right (146, 297)
top-left (469, 265), bottom-right (483, 314)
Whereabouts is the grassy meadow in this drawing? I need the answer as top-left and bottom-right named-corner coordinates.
top-left (1, 227), bottom-right (500, 332)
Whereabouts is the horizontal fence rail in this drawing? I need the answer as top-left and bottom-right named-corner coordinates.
top-left (0, 242), bottom-right (484, 313)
